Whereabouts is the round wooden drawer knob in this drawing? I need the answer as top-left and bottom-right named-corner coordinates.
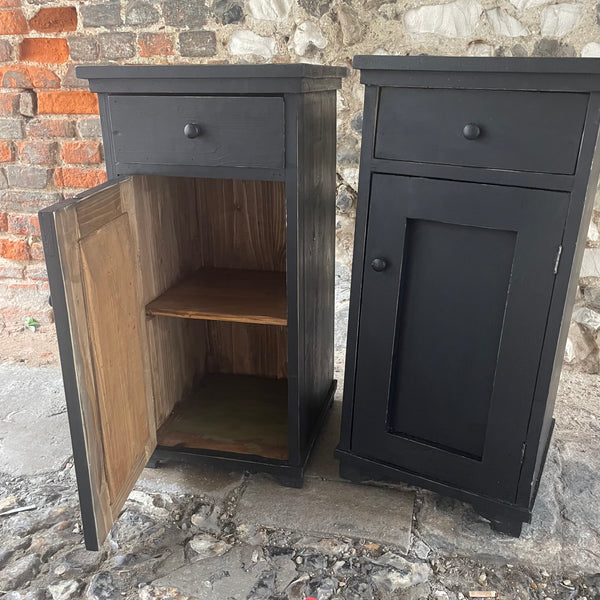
top-left (463, 123), bottom-right (481, 140)
top-left (184, 123), bottom-right (201, 139)
top-left (371, 258), bottom-right (388, 272)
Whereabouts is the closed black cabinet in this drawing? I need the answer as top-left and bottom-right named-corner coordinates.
top-left (354, 175), bottom-right (567, 502)
top-left (337, 56), bottom-right (600, 535)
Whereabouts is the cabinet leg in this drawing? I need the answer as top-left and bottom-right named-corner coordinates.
top-left (488, 517), bottom-right (523, 537)
top-left (339, 461), bottom-right (369, 484)
top-left (274, 473), bottom-right (304, 489)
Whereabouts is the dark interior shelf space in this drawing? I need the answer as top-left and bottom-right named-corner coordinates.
top-left (156, 373), bottom-right (289, 460)
top-left (145, 267), bottom-right (287, 326)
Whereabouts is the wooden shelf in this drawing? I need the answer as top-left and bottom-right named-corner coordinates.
top-left (146, 267), bottom-right (287, 326)
top-left (156, 374), bottom-right (288, 460)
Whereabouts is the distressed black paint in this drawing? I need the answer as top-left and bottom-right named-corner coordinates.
top-left (337, 56), bottom-right (600, 536)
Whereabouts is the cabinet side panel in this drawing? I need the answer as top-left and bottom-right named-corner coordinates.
top-left (296, 91), bottom-right (337, 460)
top-left (124, 176), bottom-right (207, 427)
top-left (518, 93), bottom-right (600, 507)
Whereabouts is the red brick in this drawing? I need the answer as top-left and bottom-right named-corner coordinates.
top-left (0, 238), bottom-right (30, 260)
top-left (16, 140), bottom-right (56, 165)
top-left (26, 118), bottom-right (75, 138)
top-left (54, 167), bottom-right (106, 188)
top-left (0, 92), bottom-right (20, 115)
top-left (0, 0), bottom-right (20, 8)
top-left (19, 38), bottom-right (69, 64)
top-left (7, 214), bottom-right (40, 236)
top-left (61, 140), bottom-right (102, 164)
top-left (0, 140), bottom-right (12, 162)
top-left (9, 281), bottom-right (37, 291)
top-left (37, 91), bottom-right (98, 115)
top-left (0, 65), bottom-right (60, 89)
top-left (0, 10), bottom-right (28, 35)
top-left (30, 241), bottom-right (44, 261)
top-left (0, 212), bottom-right (7, 232)
top-left (138, 33), bottom-right (174, 57)
top-left (28, 7), bottom-right (77, 33)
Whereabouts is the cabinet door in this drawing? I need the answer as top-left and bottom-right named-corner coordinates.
top-left (352, 174), bottom-right (569, 502)
top-left (39, 179), bottom-right (156, 550)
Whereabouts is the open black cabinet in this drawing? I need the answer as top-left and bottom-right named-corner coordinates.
top-left (39, 65), bottom-right (345, 550)
top-left (336, 56), bottom-right (600, 536)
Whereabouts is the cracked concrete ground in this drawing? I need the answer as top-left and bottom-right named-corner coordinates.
top-left (0, 361), bottom-right (599, 599)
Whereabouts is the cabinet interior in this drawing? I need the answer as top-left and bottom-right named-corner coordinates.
top-left (124, 175), bottom-right (288, 461)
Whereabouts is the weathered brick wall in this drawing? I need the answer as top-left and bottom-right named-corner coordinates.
top-left (0, 0), bottom-right (599, 369)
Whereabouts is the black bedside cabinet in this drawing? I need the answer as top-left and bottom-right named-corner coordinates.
top-left (336, 56), bottom-right (600, 536)
top-left (39, 64), bottom-right (346, 550)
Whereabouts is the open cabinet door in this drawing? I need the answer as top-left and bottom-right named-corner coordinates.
top-left (39, 178), bottom-right (156, 550)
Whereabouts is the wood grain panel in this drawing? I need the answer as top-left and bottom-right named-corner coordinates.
top-left (76, 184), bottom-right (122, 239)
top-left (49, 178), bottom-right (156, 548)
top-left (205, 321), bottom-right (287, 379)
top-left (156, 374), bottom-right (288, 460)
top-left (195, 178), bottom-right (286, 272)
top-left (53, 203), bottom-right (113, 546)
top-left (79, 213), bottom-right (154, 503)
top-left (146, 267), bottom-right (287, 325)
top-left (122, 175), bottom-right (206, 427)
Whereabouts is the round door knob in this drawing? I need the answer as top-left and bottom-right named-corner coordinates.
top-left (183, 123), bottom-right (201, 139)
top-left (463, 123), bottom-right (481, 140)
top-left (371, 258), bottom-right (387, 272)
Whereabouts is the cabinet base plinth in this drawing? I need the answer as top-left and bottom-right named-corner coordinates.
top-left (334, 448), bottom-right (533, 537)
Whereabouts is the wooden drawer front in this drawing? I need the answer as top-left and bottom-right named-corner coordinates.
top-left (108, 95), bottom-right (285, 169)
top-left (374, 88), bottom-right (588, 175)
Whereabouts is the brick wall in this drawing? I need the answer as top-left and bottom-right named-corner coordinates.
top-left (0, 0), bottom-right (599, 369)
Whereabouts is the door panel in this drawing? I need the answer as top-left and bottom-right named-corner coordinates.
top-left (40, 179), bottom-right (156, 550)
top-left (352, 175), bottom-right (569, 501)
top-left (389, 219), bottom-right (517, 460)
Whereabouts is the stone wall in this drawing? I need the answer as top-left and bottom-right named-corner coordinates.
top-left (0, 0), bottom-right (599, 370)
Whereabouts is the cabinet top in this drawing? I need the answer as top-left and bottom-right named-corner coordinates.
top-left (353, 56), bottom-right (600, 92)
top-left (77, 64), bottom-right (347, 95)
top-left (354, 55), bottom-right (600, 74)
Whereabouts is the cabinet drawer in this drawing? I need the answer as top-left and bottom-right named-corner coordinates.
top-left (108, 95), bottom-right (285, 170)
top-left (374, 88), bottom-right (588, 175)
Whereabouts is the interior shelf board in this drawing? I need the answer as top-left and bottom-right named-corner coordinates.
top-left (156, 373), bottom-right (289, 460)
top-left (146, 267), bottom-right (287, 326)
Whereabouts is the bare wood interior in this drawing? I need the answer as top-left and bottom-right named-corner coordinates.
top-left (146, 267), bottom-right (287, 326)
top-left (124, 175), bottom-right (289, 458)
top-left (156, 374), bottom-right (288, 460)
top-left (79, 213), bottom-right (154, 502)
top-left (54, 180), bottom-right (158, 545)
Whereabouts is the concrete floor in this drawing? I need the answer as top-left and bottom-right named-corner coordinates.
top-left (1, 363), bottom-right (599, 574)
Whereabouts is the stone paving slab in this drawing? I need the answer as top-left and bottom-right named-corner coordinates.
top-left (237, 475), bottom-right (415, 553)
top-left (138, 462), bottom-right (244, 499)
top-left (0, 365), bottom-right (71, 476)
top-left (150, 545), bottom-right (276, 599)
top-left (305, 399), bottom-right (343, 481)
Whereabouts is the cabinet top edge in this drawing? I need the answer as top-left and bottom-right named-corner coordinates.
top-left (76, 64), bottom-right (348, 81)
top-left (353, 55), bottom-right (600, 75)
